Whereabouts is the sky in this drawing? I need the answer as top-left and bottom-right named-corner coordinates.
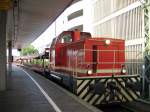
top-left (7, 49), bottom-right (20, 56)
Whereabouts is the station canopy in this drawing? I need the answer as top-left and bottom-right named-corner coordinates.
top-left (6, 0), bottom-right (74, 49)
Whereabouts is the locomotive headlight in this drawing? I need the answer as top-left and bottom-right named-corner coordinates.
top-left (87, 70), bottom-right (92, 75)
top-left (121, 68), bottom-right (126, 74)
top-left (105, 40), bottom-right (111, 45)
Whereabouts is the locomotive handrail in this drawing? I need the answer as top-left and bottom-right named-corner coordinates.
top-left (77, 62), bottom-right (144, 64)
top-left (78, 49), bottom-right (143, 52)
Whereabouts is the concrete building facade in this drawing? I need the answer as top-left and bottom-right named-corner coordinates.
top-left (90, 0), bottom-right (144, 53)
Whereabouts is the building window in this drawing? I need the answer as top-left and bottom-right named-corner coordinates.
top-left (67, 9), bottom-right (83, 21)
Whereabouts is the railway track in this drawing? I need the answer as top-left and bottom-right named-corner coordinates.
top-left (99, 104), bottom-right (139, 112)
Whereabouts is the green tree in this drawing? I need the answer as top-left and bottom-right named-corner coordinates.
top-left (21, 45), bottom-right (38, 56)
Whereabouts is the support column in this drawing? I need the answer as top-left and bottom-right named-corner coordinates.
top-left (143, 0), bottom-right (150, 99)
top-left (0, 11), bottom-right (7, 91)
top-left (8, 40), bottom-right (12, 73)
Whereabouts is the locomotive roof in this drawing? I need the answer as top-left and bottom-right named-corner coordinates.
top-left (50, 31), bottom-right (124, 49)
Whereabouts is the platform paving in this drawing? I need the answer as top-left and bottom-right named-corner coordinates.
top-left (0, 65), bottom-right (102, 112)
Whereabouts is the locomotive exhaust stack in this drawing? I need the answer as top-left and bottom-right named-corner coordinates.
top-left (72, 29), bottom-right (80, 42)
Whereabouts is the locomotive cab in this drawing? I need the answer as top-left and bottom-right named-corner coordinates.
top-left (49, 31), bottom-right (91, 71)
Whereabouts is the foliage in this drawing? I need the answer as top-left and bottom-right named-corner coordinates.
top-left (30, 59), bottom-right (49, 67)
top-left (21, 45), bottom-right (38, 56)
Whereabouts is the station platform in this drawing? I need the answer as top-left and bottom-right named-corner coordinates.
top-left (0, 64), bottom-right (102, 112)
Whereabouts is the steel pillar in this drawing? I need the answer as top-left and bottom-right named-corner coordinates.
top-left (8, 40), bottom-right (12, 73)
top-left (0, 11), bottom-right (7, 91)
top-left (143, 0), bottom-right (150, 99)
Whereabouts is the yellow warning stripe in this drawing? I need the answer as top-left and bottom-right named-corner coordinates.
top-left (75, 77), bottom-right (140, 105)
top-left (0, 0), bottom-right (12, 10)
top-left (89, 94), bottom-right (99, 105)
top-left (77, 80), bottom-right (89, 94)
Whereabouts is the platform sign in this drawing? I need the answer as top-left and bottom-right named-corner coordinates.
top-left (0, 0), bottom-right (12, 10)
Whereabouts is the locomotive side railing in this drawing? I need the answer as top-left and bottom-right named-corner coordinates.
top-left (69, 49), bottom-right (144, 77)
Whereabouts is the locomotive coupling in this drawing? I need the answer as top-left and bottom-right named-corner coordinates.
top-left (106, 81), bottom-right (119, 92)
top-left (89, 82), bottom-right (105, 95)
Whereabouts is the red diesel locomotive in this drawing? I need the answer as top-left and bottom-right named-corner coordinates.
top-left (50, 30), bottom-right (126, 77)
top-left (47, 30), bottom-right (140, 105)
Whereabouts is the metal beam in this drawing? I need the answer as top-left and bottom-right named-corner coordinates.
top-left (143, 0), bottom-right (150, 99)
top-left (144, 0), bottom-right (150, 50)
top-left (0, 11), bottom-right (7, 91)
top-left (8, 40), bottom-right (12, 73)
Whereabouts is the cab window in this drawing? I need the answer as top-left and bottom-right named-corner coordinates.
top-left (60, 34), bottom-right (72, 43)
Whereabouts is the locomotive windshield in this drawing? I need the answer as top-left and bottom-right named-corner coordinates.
top-left (62, 34), bottom-right (72, 43)
top-left (51, 31), bottom-right (92, 46)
